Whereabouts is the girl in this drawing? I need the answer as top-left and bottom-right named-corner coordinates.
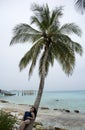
top-left (19, 106), bottom-right (37, 130)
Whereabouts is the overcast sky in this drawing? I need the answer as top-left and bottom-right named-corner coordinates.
top-left (0, 0), bottom-right (85, 91)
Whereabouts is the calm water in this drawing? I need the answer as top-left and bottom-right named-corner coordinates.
top-left (0, 90), bottom-right (85, 113)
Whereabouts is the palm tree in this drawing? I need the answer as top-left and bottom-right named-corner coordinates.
top-left (75, 0), bottom-right (85, 14)
top-left (10, 3), bottom-right (83, 130)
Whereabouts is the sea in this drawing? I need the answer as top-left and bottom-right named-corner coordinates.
top-left (0, 90), bottom-right (85, 113)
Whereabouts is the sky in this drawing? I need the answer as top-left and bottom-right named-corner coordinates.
top-left (0, 0), bottom-right (85, 91)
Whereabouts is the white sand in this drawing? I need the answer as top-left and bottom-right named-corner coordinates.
top-left (0, 101), bottom-right (85, 130)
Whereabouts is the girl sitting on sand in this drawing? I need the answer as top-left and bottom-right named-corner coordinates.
top-left (19, 106), bottom-right (37, 130)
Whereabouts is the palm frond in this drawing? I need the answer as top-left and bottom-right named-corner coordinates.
top-left (59, 23), bottom-right (82, 36)
top-left (10, 24), bottom-right (41, 45)
top-left (10, 33), bottom-right (42, 45)
top-left (31, 3), bottom-right (50, 30)
top-left (19, 48), bottom-right (34, 71)
top-left (31, 3), bottom-right (45, 23)
top-left (48, 49), bottom-right (54, 66)
top-left (31, 3), bottom-right (43, 13)
top-left (29, 39), bottom-right (44, 77)
top-left (52, 41), bottom-right (75, 75)
top-left (14, 24), bottom-right (40, 35)
top-left (39, 47), bottom-right (49, 77)
top-left (19, 39), bottom-right (44, 71)
top-left (54, 34), bottom-right (83, 56)
top-left (75, 0), bottom-right (85, 14)
top-left (31, 16), bottom-right (45, 31)
top-left (71, 41), bottom-right (83, 55)
top-left (39, 51), bottom-right (45, 76)
top-left (43, 46), bottom-right (55, 76)
top-left (50, 6), bottom-right (63, 26)
top-left (44, 59), bottom-right (49, 77)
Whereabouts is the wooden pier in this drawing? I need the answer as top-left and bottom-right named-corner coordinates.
top-left (21, 90), bottom-right (36, 96)
top-left (0, 89), bottom-right (36, 96)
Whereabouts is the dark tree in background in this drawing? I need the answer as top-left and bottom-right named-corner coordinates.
top-left (75, 0), bottom-right (85, 14)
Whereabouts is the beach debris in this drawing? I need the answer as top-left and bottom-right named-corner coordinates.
top-left (64, 109), bottom-right (70, 113)
top-left (33, 122), bottom-right (43, 127)
top-left (56, 100), bottom-right (59, 101)
top-left (0, 100), bottom-right (9, 103)
top-left (53, 108), bottom-right (58, 110)
top-left (74, 110), bottom-right (79, 113)
top-left (40, 107), bottom-right (49, 110)
top-left (35, 125), bottom-right (47, 130)
top-left (55, 127), bottom-right (67, 130)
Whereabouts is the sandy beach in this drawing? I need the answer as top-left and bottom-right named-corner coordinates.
top-left (0, 100), bottom-right (85, 130)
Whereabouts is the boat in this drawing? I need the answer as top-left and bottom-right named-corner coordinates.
top-left (0, 89), bottom-right (16, 96)
top-left (4, 93), bottom-right (16, 96)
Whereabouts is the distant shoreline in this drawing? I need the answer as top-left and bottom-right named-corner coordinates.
top-left (0, 99), bottom-right (83, 113)
top-left (0, 90), bottom-right (85, 113)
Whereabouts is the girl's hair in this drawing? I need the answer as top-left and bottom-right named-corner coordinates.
top-left (32, 106), bottom-right (37, 117)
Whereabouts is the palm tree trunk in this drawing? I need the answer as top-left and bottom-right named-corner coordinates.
top-left (24, 76), bottom-right (45, 130)
top-left (24, 48), bottom-right (48, 130)
top-left (34, 47), bottom-right (49, 111)
top-left (34, 74), bottom-right (45, 111)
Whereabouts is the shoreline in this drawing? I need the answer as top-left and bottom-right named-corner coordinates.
top-left (0, 100), bottom-right (85, 130)
top-left (0, 90), bottom-right (85, 113)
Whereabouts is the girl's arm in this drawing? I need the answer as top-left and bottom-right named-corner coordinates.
top-left (27, 112), bottom-right (35, 120)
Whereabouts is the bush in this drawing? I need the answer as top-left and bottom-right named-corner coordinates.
top-left (0, 110), bottom-right (17, 130)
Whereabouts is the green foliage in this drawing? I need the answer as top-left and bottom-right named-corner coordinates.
top-left (0, 110), bottom-right (17, 130)
top-left (10, 3), bottom-right (83, 77)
